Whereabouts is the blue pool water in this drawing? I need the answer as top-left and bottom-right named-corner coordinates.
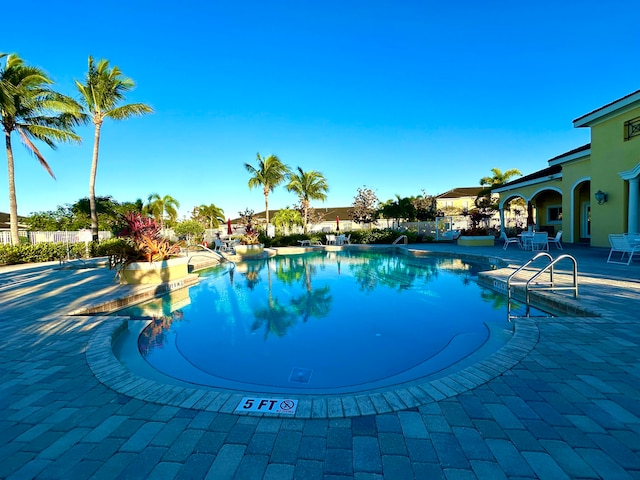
top-left (117, 250), bottom-right (513, 393)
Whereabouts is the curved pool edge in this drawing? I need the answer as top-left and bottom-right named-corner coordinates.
top-left (86, 315), bottom-right (539, 418)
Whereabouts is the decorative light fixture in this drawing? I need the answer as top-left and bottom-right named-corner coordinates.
top-left (594, 190), bottom-right (607, 205)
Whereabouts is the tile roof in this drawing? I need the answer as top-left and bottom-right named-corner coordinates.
top-left (436, 187), bottom-right (483, 198)
top-left (547, 143), bottom-right (590, 162)
top-left (573, 89), bottom-right (640, 125)
top-left (497, 165), bottom-right (562, 189)
top-left (235, 207), bottom-right (355, 223)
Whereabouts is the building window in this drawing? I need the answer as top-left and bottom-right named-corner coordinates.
top-left (625, 116), bottom-right (640, 141)
top-left (547, 205), bottom-right (562, 224)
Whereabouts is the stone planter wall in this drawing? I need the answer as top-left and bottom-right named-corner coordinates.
top-left (234, 244), bottom-right (264, 257)
top-left (120, 256), bottom-right (190, 285)
top-left (457, 235), bottom-right (495, 247)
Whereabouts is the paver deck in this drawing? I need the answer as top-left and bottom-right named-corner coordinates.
top-left (1, 243), bottom-right (639, 479)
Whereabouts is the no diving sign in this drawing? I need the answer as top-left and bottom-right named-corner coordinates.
top-left (236, 397), bottom-right (298, 415)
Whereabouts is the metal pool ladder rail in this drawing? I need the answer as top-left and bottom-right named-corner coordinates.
top-left (392, 235), bottom-right (408, 245)
top-left (506, 252), bottom-right (578, 318)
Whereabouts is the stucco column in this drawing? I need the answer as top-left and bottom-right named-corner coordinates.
top-left (499, 207), bottom-right (505, 235)
top-left (629, 177), bottom-right (640, 234)
top-left (527, 202), bottom-right (534, 229)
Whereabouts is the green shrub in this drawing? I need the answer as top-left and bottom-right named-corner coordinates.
top-left (0, 242), bottom-right (69, 265)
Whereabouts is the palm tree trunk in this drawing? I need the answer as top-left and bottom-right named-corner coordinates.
top-left (264, 187), bottom-right (270, 225)
top-left (89, 122), bottom-right (102, 242)
top-left (5, 132), bottom-right (19, 246)
top-left (303, 199), bottom-right (309, 234)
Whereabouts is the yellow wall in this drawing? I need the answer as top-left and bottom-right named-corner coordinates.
top-left (557, 156), bottom-right (591, 243)
top-left (588, 104), bottom-right (640, 246)
top-left (436, 196), bottom-right (478, 212)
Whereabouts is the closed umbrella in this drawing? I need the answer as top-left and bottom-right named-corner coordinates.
top-left (227, 218), bottom-right (232, 235)
top-left (336, 216), bottom-right (340, 232)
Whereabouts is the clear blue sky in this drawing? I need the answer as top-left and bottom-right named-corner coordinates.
top-left (3, 0), bottom-right (639, 221)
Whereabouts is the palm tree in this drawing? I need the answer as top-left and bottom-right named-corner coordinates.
top-left (193, 203), bottom-right (225, 229)
top-left (286, 167), bottom-right (329, 233)
top-left (1, 53), bottom-right (83, 245)
top-left (479, 168), bottom-right (522, 194)
top-left (144, 193), bottom-right (180, 229)
top-left (244, 153), bottom-right (290, 225)
top-left (76, 56), bottom-right (153, 241)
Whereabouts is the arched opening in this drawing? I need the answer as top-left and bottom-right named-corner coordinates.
top-left (529, 187), bottom-right (563, 235)
top-left (571, 179), bottom-right (591, 243)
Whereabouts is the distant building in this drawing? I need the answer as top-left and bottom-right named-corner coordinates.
top-left (436, 187), bottom-right (484, 214)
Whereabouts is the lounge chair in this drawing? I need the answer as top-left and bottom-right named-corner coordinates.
top-left (500, 231), bottom-right (521, 250)
top-left (549, 230), bottom-right (563, 250)
top-left (607, 234), bottom-right (640, 265)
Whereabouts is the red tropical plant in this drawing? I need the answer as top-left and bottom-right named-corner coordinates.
top-left (118, 212), bottom-right (181, 262)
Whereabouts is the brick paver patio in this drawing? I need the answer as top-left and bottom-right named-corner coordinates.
top-left (1, 243), bottom-right (639, 479)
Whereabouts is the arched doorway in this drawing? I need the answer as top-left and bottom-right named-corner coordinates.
top-left (571, 179), bottom-right (591, 243)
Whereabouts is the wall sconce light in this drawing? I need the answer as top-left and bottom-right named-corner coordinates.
top-left (594, 190), bottom-right (607, 205)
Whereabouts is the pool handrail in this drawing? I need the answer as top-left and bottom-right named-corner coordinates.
top-left (392, 235), bottom-right (408, 245)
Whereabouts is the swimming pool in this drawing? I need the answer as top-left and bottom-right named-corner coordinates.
top-left (115, 250), bottom-right (514, 394)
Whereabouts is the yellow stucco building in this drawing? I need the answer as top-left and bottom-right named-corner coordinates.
top-left (495, 89), bottom-right (640, 248)
top-left (436, 187), bottom-right (483, 214)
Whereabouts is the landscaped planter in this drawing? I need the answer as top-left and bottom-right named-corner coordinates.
top-left (234, 244), bottom-right (264, 257)
top-left (457, 235), bottom-right (495, 247)
top-left (120, 256), bottom-right (189, 285)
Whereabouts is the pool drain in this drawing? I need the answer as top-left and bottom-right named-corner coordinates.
top-left (289, 367), bottom-right (313, 384)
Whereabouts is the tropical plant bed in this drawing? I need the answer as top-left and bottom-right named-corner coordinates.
top-left (119, 256), bottom-right (190, 285)
top-left (457, 235), bottom-right (495, 247)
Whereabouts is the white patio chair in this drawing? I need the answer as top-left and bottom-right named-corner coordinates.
top-left (607, 234), bottom-right (640, 265)
top-left (500, 231), bottom-right (521, 250)
top-left (549, 230), bottom-right (563, 250)
top-left (531, 232), bottom-right (549, 251)
top-left (343, 234), bottom-right (351, 244)
top-left (326, 234), bottom-right (336, 245)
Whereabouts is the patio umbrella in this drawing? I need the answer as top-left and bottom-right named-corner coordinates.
top-left (336, 216), bottom-right (340, 231)
top-left (227, 218), bottom-right (232, 235)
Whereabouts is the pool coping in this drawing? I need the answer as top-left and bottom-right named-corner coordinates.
top-left (86, 313), bottom-right (540, 418)
top-left (85, 246), bottom-right (545, 418)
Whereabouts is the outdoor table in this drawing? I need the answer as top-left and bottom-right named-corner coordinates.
top-left (518, 232), bottom-right (535, 251)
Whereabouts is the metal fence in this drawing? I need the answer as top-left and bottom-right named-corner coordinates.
top-left (0, 230), bottom-right (112, 245)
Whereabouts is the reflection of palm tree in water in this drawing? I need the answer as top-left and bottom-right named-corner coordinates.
top-left (250, 262), bottom-right (296, 339)
top-left (251, 255), bottom-right (333, 338)
top-left (291, 262), bottom-right (332, 322)
top-left (291, 284), bottom-right (331, 322)
top-left (480, 289), bottom-right (510, 309)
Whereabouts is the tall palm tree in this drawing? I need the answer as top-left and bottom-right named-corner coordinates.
top-left (286, 167), bottom-right (329, 233)
top-left (244, 153), bottom-right (290, 225)
top-left (1, 53), bottom-right (83, 245)
top-left (194, 203), bottom-right (225, 229)
top-left (144, 193), bottom-right (180, 229)
top-left (76, 56), bottom-right (153, 241)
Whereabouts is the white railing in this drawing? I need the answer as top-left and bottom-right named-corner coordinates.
top-left (0, 230), bottom-right (112, 245)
